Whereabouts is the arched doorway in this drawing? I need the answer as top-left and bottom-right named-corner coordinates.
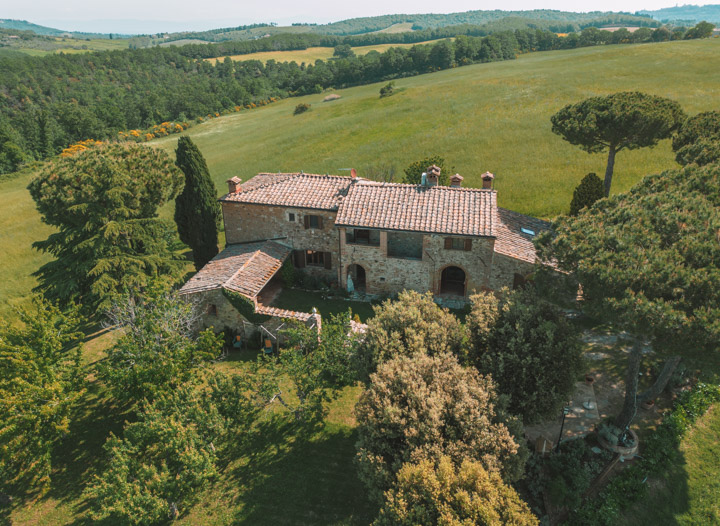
top-left (440, 266), bottom-right (466, 296)
top-left (347, 264), bottom-right (367, 292)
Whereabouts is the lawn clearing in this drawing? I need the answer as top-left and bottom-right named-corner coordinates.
top-left (269, 288), bottom-right (376, 322)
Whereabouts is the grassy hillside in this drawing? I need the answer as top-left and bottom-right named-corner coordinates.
top-left (1, 39), bottom-right (719, 318)
top-left (205, 41), bottom-right (440, 64)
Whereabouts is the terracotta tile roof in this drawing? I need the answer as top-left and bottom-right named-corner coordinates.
top-left (255, 304), bottom-right (313, 322)
top-left (220, 173), bottom-right (352, 210)
top-left (494, 208), bottom-right (552, 264)
top-left (178, 240), bottom-right (290, 298)
top-left (335, 181), bottom-right (497, 236)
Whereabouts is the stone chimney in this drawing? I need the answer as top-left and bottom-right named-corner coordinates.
top-left (450, 173), bottom-right (464, 188)
top-left (481, 171), bottom-right (495, 190)
top-left (226, 176), bottom-right (242, 194)
top-left (426, 164), bottom-right (441, 187)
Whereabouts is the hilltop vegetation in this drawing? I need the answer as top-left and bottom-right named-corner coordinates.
top-left (640, 3), bottom-right (720, 24)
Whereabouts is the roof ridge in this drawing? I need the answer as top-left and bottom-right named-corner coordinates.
top-left (354, 180), bottom-right (496, 192)
top-left (223, 249), bottom-right (261, 289)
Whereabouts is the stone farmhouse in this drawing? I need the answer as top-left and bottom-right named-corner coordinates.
top-left (178, 166), bottom-right (550, 333)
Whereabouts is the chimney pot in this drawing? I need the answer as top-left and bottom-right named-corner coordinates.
top-left (450, 173), bottom-right (464, 188)
top-left (481, 171), bottom-right (495, 190)
top-left (227, 176), bottom-right (242, 194)
top-left (351, 168), bottom-right (357, 179)
top-left (426, 165), bottom-right (441, 187)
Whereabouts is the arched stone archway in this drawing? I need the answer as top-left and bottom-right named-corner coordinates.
top-left (347, 264), bottom-right (367, 292)
top-left (440, 266), bottom-right (466, 297)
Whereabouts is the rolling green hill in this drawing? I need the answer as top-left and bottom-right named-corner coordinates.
top-left (1, 38), bottom-right (719, 319)
top-left (640, 4), bottom-right (720, 24)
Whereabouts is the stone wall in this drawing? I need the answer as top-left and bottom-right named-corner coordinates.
top-left (339, 228), bottom-right (504, 298)
top-left (488, 252), bottom-right (536, 291)
top-left (222, 202), bottom-right (341, 283)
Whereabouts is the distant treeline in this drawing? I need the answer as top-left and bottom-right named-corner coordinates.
top-left (0, 23), bottom-right (714, 174)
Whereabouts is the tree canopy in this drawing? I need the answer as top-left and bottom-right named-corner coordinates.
top-left (0, 298), bottom-right (84, 495)
top-left (356, 290), bottom-right (467, 379)
top-left (374, 455), bottom-right (538, 526)
top-left (551, 91), bottom-right (685, 196)
top-left (174, 136), bottom-right (222, 270)
top-left (536, 162), bottom-right (720, 429)
top-left (99, 285), bottom-right (221, 406)
top-left (355, 352), bottom-right (521, 502)
top-left (28, 143), bottom-right (185, 311)
top-left (467, 289), bottom-right (584, 424)
top-left (672, 110), bottom-right (720, 167)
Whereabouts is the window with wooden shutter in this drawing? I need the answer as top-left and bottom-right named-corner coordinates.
top-left (324, 252), bottom-right (332, 269)
top-left (464, 239), bottom-right (472, 251)
top-left (445, 237), bottom-right (466, 250)
top-left (304, 216), bottom-right (310, 229)
top-left (305, 250), bottom-right (325, 267)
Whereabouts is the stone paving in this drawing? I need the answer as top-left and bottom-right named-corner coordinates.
top-left (525, 381), bottom-right (601, 447)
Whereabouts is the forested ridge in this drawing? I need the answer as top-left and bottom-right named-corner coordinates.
top-left (0, 23), bottom-right (713, 174)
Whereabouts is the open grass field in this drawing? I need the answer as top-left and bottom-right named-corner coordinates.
top-left (205, 41), bottom-right (439, 65)
top-left (2, 38), bottom-right (720, 322)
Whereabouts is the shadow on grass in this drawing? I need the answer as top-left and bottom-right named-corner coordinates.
top-left (620, 448), bottom-right (690, 525)
top-left (228, 417), bottom-right (376, 525)
top-left (47, 382), bottom-right (135, 524)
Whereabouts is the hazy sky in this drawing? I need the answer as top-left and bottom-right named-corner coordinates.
top-left (7, 0), bottom-right (685, 34)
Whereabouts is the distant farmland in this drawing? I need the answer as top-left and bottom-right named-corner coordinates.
top-left (205, 41), bottom-right (442, 64)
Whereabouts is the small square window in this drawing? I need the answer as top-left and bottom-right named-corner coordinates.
top-left (288, 213), bottom-right (296, 222)
top-left (207, 304), bottom-right (217, 316)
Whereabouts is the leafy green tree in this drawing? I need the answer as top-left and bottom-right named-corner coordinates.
top-left (672, 110), bottom-right (720, 167)
top-left (467, 289), bottom-right (584, 424)
top-left (85, 384), bottom-right (223, 523)
top-left (684, 21), bottom-right (715, 39)
top-left (99, 285), bottom-right (221, 407)
top-left (403, 156), bottom-right (451, 185)
top-left (174, 136), bottom-right (221, 270)
top-left (356, 290), bottom-right (467, 380)
top-left (28, 143), bottom-right (185, 311)
top-left (0, 298), bottom-right (84, 495)
top-left (374, 455), bottom-right (538, 526)
top-left (569, 172), bottom-right (605, 215)
top-left (536, 163), bottom-right (720, 433)
top-left (0, 118), bottom-right (26, 174)
top-left (263, 312), bottom-right (359, 422)
top-left (551, 92), bottom-right (686, 196)
top-left (355, 352), bottom-right (521, 502)
top-left (333, 44), bottom-right (355, 59)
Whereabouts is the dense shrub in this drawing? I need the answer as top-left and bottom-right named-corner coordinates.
top-left (375, 455), bottom-right (538, 525)
top-left (672, 110), bottom-right (720, 167)
top-left (569, 172), bottom-right (605, 215)
top-left (293, 103), bottom-right (311, 115)
top-left (379, 81), bottom-right (395, 98)
top-left (355, 352), bottom-right (521, 502)
top-left (468, 289), bottom-right (584, 424)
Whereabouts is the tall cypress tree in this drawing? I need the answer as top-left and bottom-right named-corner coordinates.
top-left (174, 137), bottom-right (222, 270)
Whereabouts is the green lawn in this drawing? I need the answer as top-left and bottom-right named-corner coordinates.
top-left (270, 288), bottom-right (376, 322)
top-left (3, 39), bottom-right (719, 318)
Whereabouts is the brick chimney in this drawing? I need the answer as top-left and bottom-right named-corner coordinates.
top-left (226, 176), bottom-right (242, 194)
top-left (450, 173), bottom-right (464, 188)
top-left (481, 171), bottom-right (494, 190)
top-left (426, 164), bottom-right (441, 187)
top-left (350, 168), bottom-right (357, 179)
